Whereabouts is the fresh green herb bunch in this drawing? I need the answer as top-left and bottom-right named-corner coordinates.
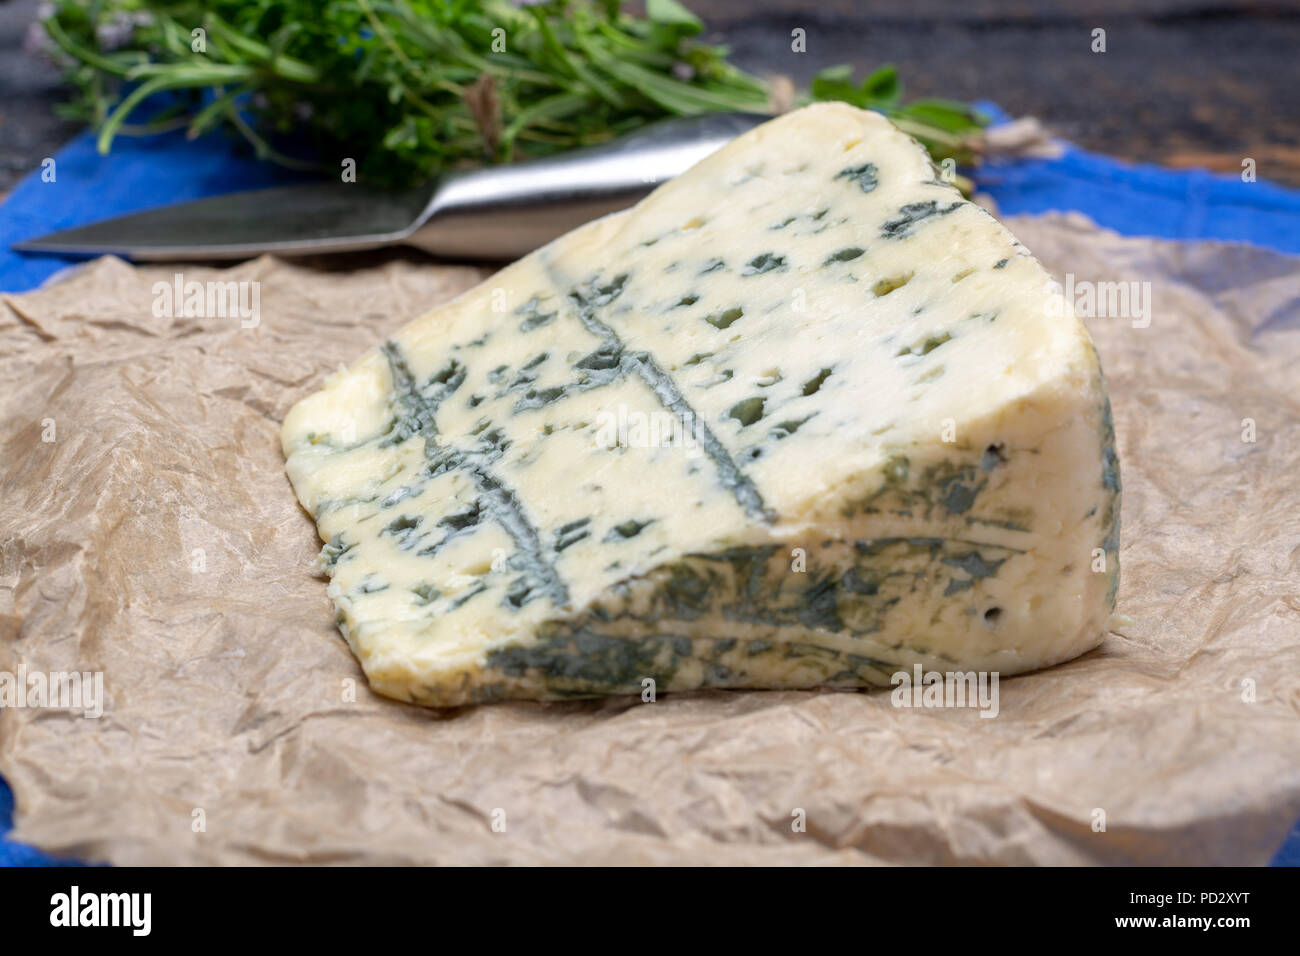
top-left (42, 0), bottom-right (986, 187)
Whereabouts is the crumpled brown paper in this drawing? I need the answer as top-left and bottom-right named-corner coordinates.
top-left (2, 216), bottom-right (1298, 865)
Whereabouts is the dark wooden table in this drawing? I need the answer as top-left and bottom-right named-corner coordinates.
top-left (2, 0), bottom-right (1298, 190)
top-left (695, 0), bottom-right (1300, 186)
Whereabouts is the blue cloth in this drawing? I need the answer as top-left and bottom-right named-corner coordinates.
top-left (976, 130), bottom-right (1300, 256)
top-left (0, 779), bottom-right (85, 866)
top-left (0, 130), bottom-right (304, 295)
top-left (2, 110), bottom-right (1298, 865)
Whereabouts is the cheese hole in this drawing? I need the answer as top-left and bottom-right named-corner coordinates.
top-left (981, 442), bottom-right (1007, 471)
top-left (983, 607), bottom-right (1002, 628)
top-left (802, 368), bottom-right (833, 396)
top-left (461, 560), bottom-right (493, 576)
top-left (727, 397), bottom-right (766, 427)
top-left (872, 271), bottom-right (915, 297)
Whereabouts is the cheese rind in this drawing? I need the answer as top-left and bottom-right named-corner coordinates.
top-left (282, 103), bottom-right (1120, 707)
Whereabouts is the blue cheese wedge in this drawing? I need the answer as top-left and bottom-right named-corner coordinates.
top-left (281, 103), bottom-right (1120, 707)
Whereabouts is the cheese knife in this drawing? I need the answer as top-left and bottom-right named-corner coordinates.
top-left (13, 112), bottom-right (767, 263)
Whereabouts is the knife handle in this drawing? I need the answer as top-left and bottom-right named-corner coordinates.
top-left (405, 112), bottom-right (768, 261)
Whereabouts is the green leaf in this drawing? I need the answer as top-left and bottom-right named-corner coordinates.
top-left (811, 64), bottom-right (900, 109)
top-left (860, 65), bottom-right (900, 102)
top-left (813, 64), bottom-right (855, 86)
top-left (646, 0), bottom-right (704, 34)
top-left (809, 64), bottom-right (856, 102)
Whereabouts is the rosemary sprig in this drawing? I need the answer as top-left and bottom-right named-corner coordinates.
top-left (41, 0), bottom-right (988, 187)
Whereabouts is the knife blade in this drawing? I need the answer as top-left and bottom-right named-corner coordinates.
top-left (14, 112), bottom-right (768, 263)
